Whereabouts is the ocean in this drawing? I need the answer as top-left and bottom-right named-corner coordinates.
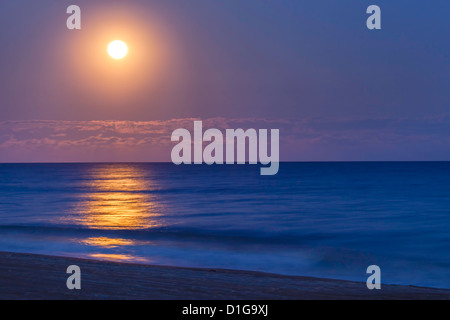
top-left (0, 162), bottom-right (448, 288)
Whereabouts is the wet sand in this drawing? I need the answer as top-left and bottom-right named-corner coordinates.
top-left (0, 251), bottom-right (448, 300)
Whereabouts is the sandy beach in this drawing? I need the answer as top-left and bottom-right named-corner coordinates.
top-left (0, 251), bottom-right (448, 300)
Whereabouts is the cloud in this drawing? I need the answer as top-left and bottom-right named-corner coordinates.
top-left (0, 116), bottom-right (449, 162)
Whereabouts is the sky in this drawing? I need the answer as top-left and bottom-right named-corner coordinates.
top-left (0, 0), bottom-right (449, 162)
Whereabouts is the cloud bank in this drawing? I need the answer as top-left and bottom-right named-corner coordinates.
top-left (0, 116), bottom-right (449, 162)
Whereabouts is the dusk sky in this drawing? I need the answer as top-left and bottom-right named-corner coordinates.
top-left (1, 0), bottom-right (449, 162)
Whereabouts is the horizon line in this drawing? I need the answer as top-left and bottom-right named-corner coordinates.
top-left (0, 161), bottom-right (449, 164)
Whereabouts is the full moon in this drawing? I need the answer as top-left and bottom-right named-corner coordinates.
top-left (107, 40), bottom-right (128, 60)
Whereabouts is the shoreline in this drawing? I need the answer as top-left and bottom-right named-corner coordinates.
top-left (0, 251), bottom-right (449, 300)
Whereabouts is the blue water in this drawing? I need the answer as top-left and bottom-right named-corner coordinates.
top-left (0, 162), bottom-right (448, 289)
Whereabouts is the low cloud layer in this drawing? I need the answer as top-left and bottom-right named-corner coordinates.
top-left (0, 116), bottom-right (449, 162)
